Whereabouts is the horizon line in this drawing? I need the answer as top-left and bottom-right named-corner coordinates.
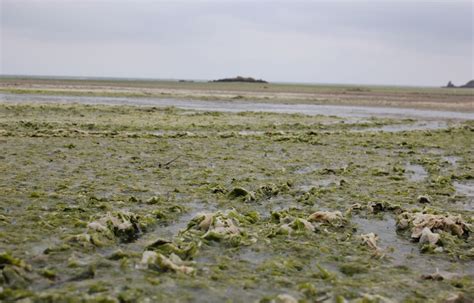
top-left (0, 73), bottom-right (462, 89)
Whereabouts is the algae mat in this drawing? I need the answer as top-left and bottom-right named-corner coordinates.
top-left (0, 103), bottom-right (473, 302)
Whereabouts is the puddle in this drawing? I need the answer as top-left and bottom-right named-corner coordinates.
top-left (423, 148), bottom-right (445, 155)
top-left (354, 216), bottom-right (415, 265)
top-left (298, 179), bottom-right (338, 191)
top-left (453, 181), bottom-right (474, 211)
top-left (151, 130), bottom-right (267, 137)
top-left (2, 93), bottom-right (473, 120)
top-left (454, 181), bottom-right (474, 196)
top-left (30, 236), bottom-right (60, 255)
top-left (443, 156), bottom-right (461, 166)
top-left (353, 216), bottom-right (473, 274)
top-left (405, 163), bottom-right (428, 182)
top-left (151, 130), bottom-right (175, 137)
top-left (238, 247), bottom-right (273, 265)
top-left (351, 121), bottom-right (448, 133)
top-left (237, 130), bottom-right (265, 136)
top-left (294, 164), bottom-right (321, 174)
top-left (253, 196), bottom-right (302, 219)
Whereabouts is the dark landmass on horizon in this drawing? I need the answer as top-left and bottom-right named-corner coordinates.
top-left (211, 76), bottom-right (268, 84)
top-left (445, 80), bottom-right (474, 88)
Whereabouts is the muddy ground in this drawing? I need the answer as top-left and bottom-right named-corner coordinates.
top-left (0, 90), bottom-right (473, 302)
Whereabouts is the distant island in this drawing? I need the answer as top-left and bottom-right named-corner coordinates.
top-left (445, 80), bottom-right (474, 88)
top-left (211, 76), bottom-right (268, 83)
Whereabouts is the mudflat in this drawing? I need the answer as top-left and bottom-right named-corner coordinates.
top-left (0, 79), bottom-right (473, 302)
top-left (1, 77), bottom-right (473, 111)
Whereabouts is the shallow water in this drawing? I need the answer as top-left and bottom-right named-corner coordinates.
top-left (442, 156), bottom-right (461, 166)
top-left (294, 164), bottom-right (322, 174)
top-left (298, 179), bottom-right (338, 192)
top-left (351, 121), bottom-right (448, 132)
top-left (405, 163), bottom-right (428, 182)
top-left (1, 93), bottom-right (473, 120)
top-left (237, 130), bottom-right (265, 136)
top-left (238, 247), bottom-right (273, 266)
top-left (453, 181), bottom-right (474, 211)
top-left (354, 216), bottom-right (418, 265)
top-left (353, 216), bottom-right (473, 274)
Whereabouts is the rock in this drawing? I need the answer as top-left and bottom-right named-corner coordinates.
top-left (255, 183), bottom-right (290, 199)
top-left (141, 251), bottom-right (158, 264)
top-left (141, 251), bottom-right (194, 275)
top-left (307, 211), bottom-right (343, 224)
top-left (198, 213), bottom-right (214, 231)
top-left (204, 216), bottom-right (240, 240)
top-left (228, 187), bottom-right (253, 200)
top-left (419, 227), bottom-right (440, 245)
top-left (280, 218), bottom-right (316, 234)
top-left (421, 268), bottom-right (459, 281)
top-left (348, 203), bottom-right (363, 212)
top-left (367, 202), bottom-right (386, 213)
top-left (187, 211), bottom-right (242, 242)
top-left (66, 233), bottom-right (92, 246)
top-left (146, 239), bottom-right (198, 260)
top-left (397, 212), bottom-right (470, 240)
top-left (210, 185), bottom-right (226, 194)
top-left (293, 218), bottom-right (315, 232)
top-left (90, 211), bottom-right (142, 243)
top-left (87, 221), bottom-right (108, 232)
top-left (417, 195), bottom-right (431, 204)
top-left (396, 218), bottom-right (410, 230)
top-left (442, 293), bottom-right (471, 303)
top-left (361, 233), bottom-right (379, 251)
top-left (146, 196), bottom-right (162, 204)
top-left (274, 294), bottom-right (298, 303)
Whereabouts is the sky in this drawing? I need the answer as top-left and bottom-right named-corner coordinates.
top-left (1, 0), bottom-right (473, 86)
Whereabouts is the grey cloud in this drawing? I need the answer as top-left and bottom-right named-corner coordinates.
top-left (1, 0), bottom-right (472, 85)
top-left (3, 1), bottom-right (472, 44)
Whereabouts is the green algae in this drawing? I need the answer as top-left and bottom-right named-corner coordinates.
top-left (0, 102), bottom-right (472, 302)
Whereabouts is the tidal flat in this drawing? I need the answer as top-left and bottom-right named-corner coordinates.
top-left (0, 101), bottom-right (473, 302)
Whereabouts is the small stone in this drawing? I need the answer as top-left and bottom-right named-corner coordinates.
top-left (443, 293), bottom-right (470, 303)
top-left (141, 251), bottom-right (158, 265)
top-left (419, 227), bottom-right (440, 245)
top-left (361, 233), bottom-right (379, 251)
top-left (228, 187), bottom-right (251, 199)
top-left (87, 221), bottom-right (108, 232)
top-left (417, 195), bottom-right (431, 204)
top-left (155, 253), bottom-right (194, 275)
top-left (307, 211), bottom-right (343, 224)
top-left (274, 294), bottom-right (298, 303)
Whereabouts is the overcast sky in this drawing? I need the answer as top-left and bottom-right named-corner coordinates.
top-left (1, 0), bottom-right (473, 86)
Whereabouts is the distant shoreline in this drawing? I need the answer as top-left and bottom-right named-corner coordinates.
top-left (0, 74), bottom-right (460, 89)
top-left (0, 77), bottom-right (472, 112)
